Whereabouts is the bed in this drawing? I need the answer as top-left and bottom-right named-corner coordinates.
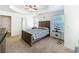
top-left (22, 21), bottom-right (50, 46)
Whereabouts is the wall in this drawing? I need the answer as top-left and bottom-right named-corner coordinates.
top-left (0, 16), bottom-right (2, 27)
top-left (64, 6), bottom-right (79, 50)
top-left (11, 13), bottom-right (35, 36)
top-left (11, 15), bottom-right (22, 36)
top-left (22, 15), bottom-right (35, 31)
top-left (22, 17), bottom-right (27, 30)
top-left (37, 10), bottom-right (64, 27)
top-left (25, 15), bottom-right (34, 29)
top-left (37, 10), bottom-right (64, 21)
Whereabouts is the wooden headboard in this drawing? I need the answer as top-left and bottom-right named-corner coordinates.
top-left (39, 21), bottom-right (50, 29)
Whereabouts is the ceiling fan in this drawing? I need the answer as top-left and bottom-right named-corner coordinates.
top-left (25, 5), bottom-right (38, 11)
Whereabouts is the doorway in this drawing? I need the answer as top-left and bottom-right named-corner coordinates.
top-left (0, 15), bottom-right (11, 35)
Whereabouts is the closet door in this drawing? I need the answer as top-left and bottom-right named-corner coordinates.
top-left (2, 16), bottom-right (11, 33)
top-left (0, 16), bottom-right (2, 27)
top-left (0, 16), bottom-right (1, 27)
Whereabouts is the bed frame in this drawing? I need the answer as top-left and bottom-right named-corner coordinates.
top-left (22, 21), bottom-right (50, 46)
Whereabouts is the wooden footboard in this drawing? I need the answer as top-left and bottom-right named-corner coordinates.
top-left (22, 31), bottom-right (32, 46)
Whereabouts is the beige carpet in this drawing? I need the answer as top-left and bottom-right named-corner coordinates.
top-left (5, 35), bottom-right (74, 53)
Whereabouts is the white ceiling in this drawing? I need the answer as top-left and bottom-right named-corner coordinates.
top-left (9, 5), bottom-right (49, 14)
top-left (0, 5), bottom-right (16, 12)
top-left (0, 5), bottom-right (64, 14)
top-left (14, 5), bottom-right (48, 11)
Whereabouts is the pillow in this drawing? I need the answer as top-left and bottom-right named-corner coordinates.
top-left (38, 27), bottom-right (49, 30)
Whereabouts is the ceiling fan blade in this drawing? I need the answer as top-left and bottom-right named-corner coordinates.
top-left (25, 7), bottom-right (30, 9)
top-left (25, 5), bottom-right (29, 7)
top-left (34, 5), bottom-right (36, 7)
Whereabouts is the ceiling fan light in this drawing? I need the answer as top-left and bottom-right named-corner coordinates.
top-left (25, 5), bottom-right (39, 12)
top-left (29, 8), bottom-right (32, 11)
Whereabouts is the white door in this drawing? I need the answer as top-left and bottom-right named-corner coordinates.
top-left (0, 16), bottom-right (2, 27)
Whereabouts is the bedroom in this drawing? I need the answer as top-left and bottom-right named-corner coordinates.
top-left (0, 5), bottom-right (78, 53)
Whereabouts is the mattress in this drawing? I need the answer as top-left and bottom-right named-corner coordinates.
top-left (25, 27), bottom-right (49, 40)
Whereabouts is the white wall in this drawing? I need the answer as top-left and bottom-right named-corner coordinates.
top-left (25, 15), bottom-right (34, 29)
top-left (36, 10), bottom-right (64, 29)
top-left (38, 10), bottom-right (64, 21)
top-left (33, 16), bottom-right (39, 27)
top-left (22, 17), bottom-right (27, 30)
top-left (11, 15), bottom-right (22, 36)
top-left (0, 16), bottom-right (2, 27)
top-left (64, 6), bottom-right (79, 50)
top-left (22, 14), bottom-right (39, 30)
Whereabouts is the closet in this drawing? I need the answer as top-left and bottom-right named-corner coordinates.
top-left (0, 15), bottom-right (11, 33)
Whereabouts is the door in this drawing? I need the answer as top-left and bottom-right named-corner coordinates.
top-left (2, 16), bottom-right (11, 33)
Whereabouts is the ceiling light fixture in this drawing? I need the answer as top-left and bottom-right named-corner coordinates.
top-left (25, 5), bottom-right (38, 12)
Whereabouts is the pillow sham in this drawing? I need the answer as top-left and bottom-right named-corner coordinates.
top-left (38, 27), bottom-right (49, 30)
